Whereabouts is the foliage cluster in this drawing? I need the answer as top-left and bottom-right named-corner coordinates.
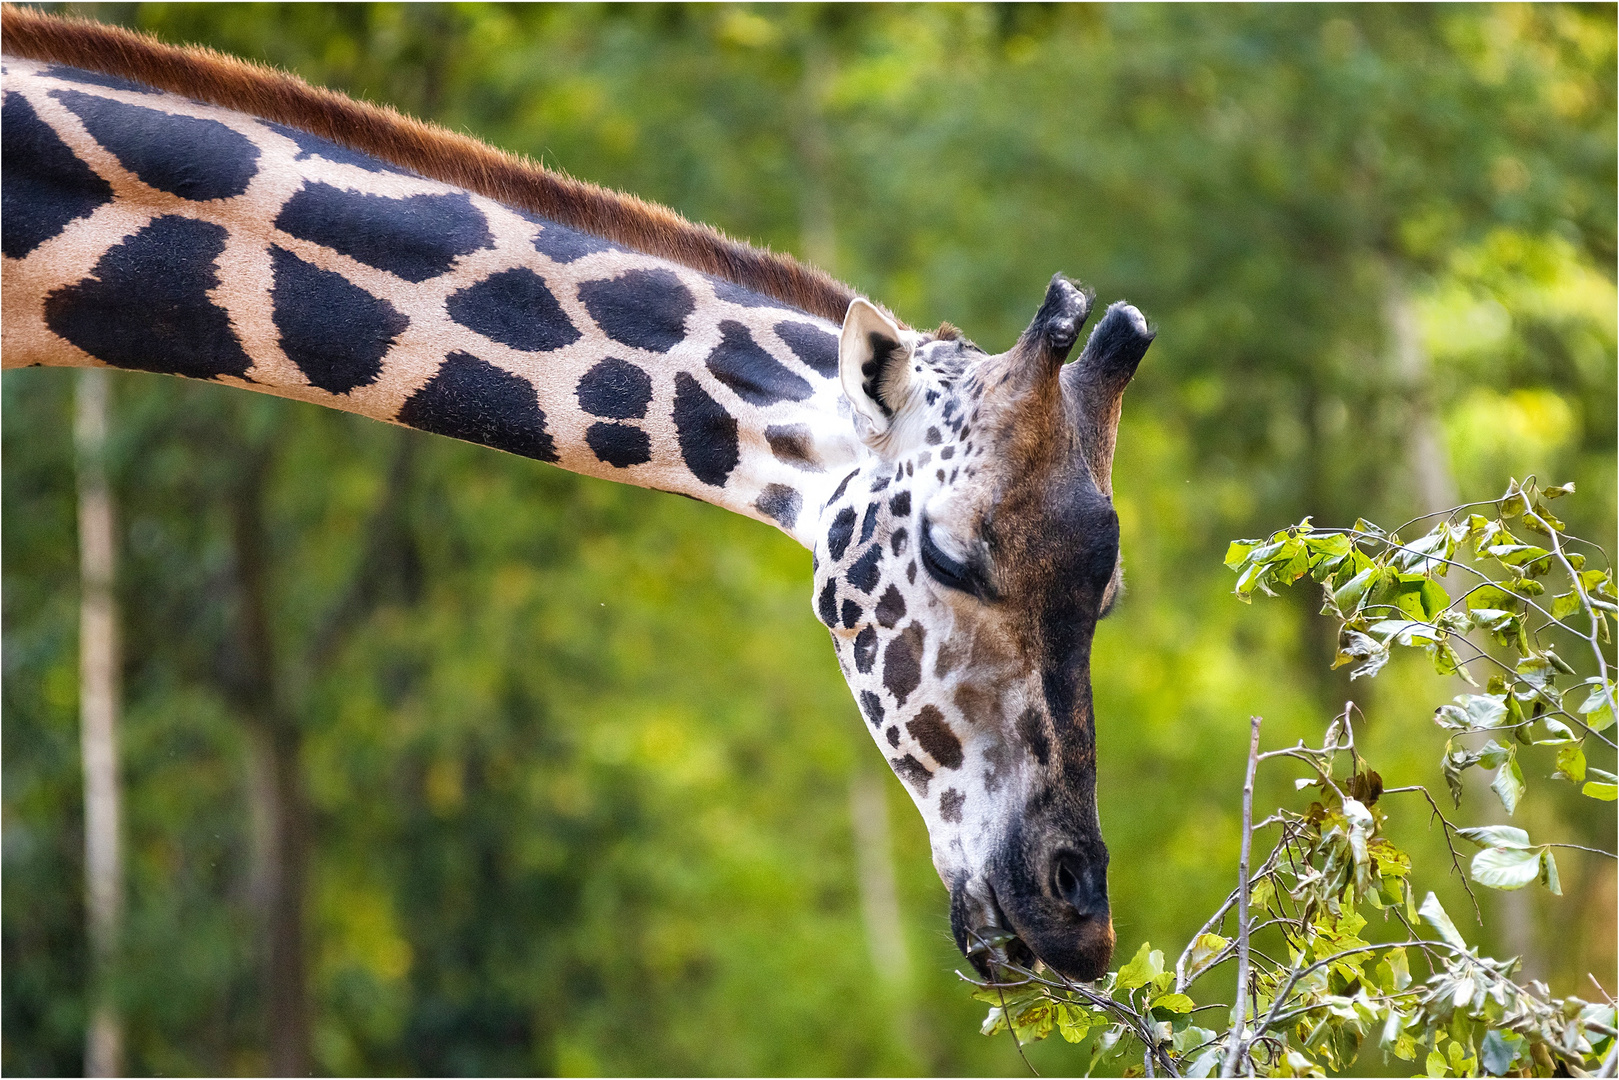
top-left (974, 479), bottom-right (1616, 1076)
top-left (4, 4), bottom-right (1614, 1076)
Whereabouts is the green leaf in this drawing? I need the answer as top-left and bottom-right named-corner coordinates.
top-left (1476, 739), bottom-right (1513, 769)
top-left (1233, 560), bottom-right (1267, 602)
top-left (1540, 850), bottom-right (1561, 896)
top-left (1542, 481), bottom-right (1575, 499)
top-left (1434, 694), bottom-right (1507, 730)
top-left (1555, 745), bottom-right (1587, 783)
top-left (1224, 539), bottom-right (1260, 569)
top-left (1303, 532), bottom-right (1353, 558)
top-left (1551, 591), bottom-right (1581, 621)
top-left (1470, 845), bottom-right (1541, 890)
top-left (1465, 584), bottom-right (1520, 612)
top-left (1368, 618), bottom-right (1443, 646)
top-left (1189, 932), bottom-right (1227, 973)
top-left (1382, 946), bottom-right (1411, 992)
top-left (1467, 607), bottom-right (1517, 632)
top-left (1055, 1003), bottom-right (1095, 1044)
top-left (1332, 566), bottom-right (1379, 614)
top-left (1582, 781), bottom-right (1617, 801)
top-left (1150, 992), bottom-right (1195, 1014)
top-left (1115, 941), bottom-right (1164, 991)
top-left (1419, 892), bottom-right (1468, 950)
top-left (1480, 1029), bottom-right (1524, 1076)
top-left (1578, 681), bottom-right (1616, 733)
top-left (1491, 755), bottom-right (1525, 815)
top-left (1333, 629), bottom-right (1390, 679)
top-left (1454, 825), bottom-right (1530, 849)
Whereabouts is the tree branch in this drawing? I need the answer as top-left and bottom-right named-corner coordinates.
top-left (1220, 715), bottom-right (1263, 1079)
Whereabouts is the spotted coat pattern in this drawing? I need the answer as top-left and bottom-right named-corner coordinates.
top-left (2, 50), bottom-right (1153, 982)
top-left (1, 57), bottom-right (860, 544)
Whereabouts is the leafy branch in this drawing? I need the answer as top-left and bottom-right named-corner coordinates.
top-left (967, 479), bottom-right (1616, 1077)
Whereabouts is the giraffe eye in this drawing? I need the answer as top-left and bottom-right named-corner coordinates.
top-left (920, 515), bottom-right (987, 598)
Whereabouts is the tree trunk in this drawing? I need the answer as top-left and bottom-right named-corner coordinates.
top-left (848, 765), bottom-right (912, 984)
top-left (76, 368), bottom-right (125, 1078)
top-left (225, 452), bottom-right (310, 1077)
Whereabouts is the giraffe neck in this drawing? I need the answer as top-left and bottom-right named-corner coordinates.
top-left (2, 56), bottom-right (868, 545)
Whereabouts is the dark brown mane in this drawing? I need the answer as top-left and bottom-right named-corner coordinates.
top-left (1, 4), bottom-right (872, 326)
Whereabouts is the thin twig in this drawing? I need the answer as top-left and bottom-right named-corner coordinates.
top-left (1221, 716), bottom-right (1263, 1079)
top-left (1546, 843), bottom-right (1617, 859)
top-left (994, 971), bottom-right (1038, 1077)
top-left (1380, 785), bottom-right (1483, 922)
top-left (1522, 502), bottom-right (1614, 695)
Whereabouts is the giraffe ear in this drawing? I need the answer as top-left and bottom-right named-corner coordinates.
top-left (839, 299), bottom-right (916, 440)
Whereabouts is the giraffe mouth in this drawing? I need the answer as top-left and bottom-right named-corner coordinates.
top-left (958, 882), bottom-right (1035, 978)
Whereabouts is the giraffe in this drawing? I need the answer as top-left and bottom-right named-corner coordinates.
top-left (1, 9), bottom-right (1154, 983)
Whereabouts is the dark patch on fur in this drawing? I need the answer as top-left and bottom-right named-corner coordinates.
top-left (579, 268), bottom-right (695, 353)
top-left (846, 545), bottom-right (883, 593)
top-left (575, 357), bottom-right (653, 420)
top-left (756, 483), bottom-right (802, 528)
top-left (396, 351), bottom-right (557, 462)
top-left (44, 215), bottom-right (250, 379)
top-left (882, 623), bottom-right (925, 705)
top-left (841, 599), bottom-right (861, 630)
top-left (774, 320), bottom-right (839, 378)
top-left (1017, 707), bottom-right (1050, 767)
top-left (1, 90), bottom-right (114, 258)
top-left (889, 754), bottom-right (932, 797)
top-left (875, 585), bottom-right (906, 629)
top-left (826, 506), bottom-right (857, 561)
top-left (853, 626), bottom-right (879, 674)
top-left (42, 63), bottom-right (158, 94)
top-left (670, 372), bottom-right (739, 486)
top-left (704, 320), bottom-right (813, 406)
top-left (266, 121), bottom-right (410, 174)
top-left (817, 578), bottom-right (839, 628)
top-left (275, 183), bottom-right (492, 282)
top-left (711, 278), bottom-right (777, 308)
top-left (860, 502), bottom-right (880, 544)
top-left (447, 267), bottom-right (580, 352)
top-left (939, 788), bottom-right (965, 823)
top-left (907, 705), bottom-right (964, 770)
top-left (860, 690), bottom-right (885, 727)
top-left (585, 421), bottom-right (652, 468)
top-left (764, 424), bottom-right (822, 472)
top-left (270, 245), bottom-right (407, 394)
top-left (528, 215), bottom-right (617, 262)
top-left (54, 88), bottom-right (259, 200)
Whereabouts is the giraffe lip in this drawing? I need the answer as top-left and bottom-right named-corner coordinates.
top-left (962, 883), bottom-right (1032, 975)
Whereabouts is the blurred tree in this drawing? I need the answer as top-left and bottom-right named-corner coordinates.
top-left (75, 368), bottom-right (124, 1077)
top-left (4, 4), bottom-right (1612, 1076)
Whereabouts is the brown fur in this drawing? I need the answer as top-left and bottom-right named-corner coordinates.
top-left (0, 5), bottom-right (872, 326)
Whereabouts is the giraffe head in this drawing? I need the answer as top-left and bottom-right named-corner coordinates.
top-left (814, 275), bottom-right (1152, 982)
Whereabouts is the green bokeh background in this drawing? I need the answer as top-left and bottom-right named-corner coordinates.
top-left (3, 4), bottom-right (1614, 1075)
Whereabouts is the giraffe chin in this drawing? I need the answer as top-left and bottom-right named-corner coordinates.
top-left (950, 878), bottom-right (1115, 983)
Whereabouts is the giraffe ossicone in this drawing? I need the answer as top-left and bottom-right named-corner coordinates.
top-left (1, 10), bottom-right (1154, 983)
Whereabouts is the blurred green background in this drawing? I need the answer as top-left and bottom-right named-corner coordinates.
top-left (3, 4), bottom-right (1614, 1075)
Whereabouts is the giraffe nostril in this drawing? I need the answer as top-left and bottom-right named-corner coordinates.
top-left (1052, 851), bottom-right (1108, 920)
